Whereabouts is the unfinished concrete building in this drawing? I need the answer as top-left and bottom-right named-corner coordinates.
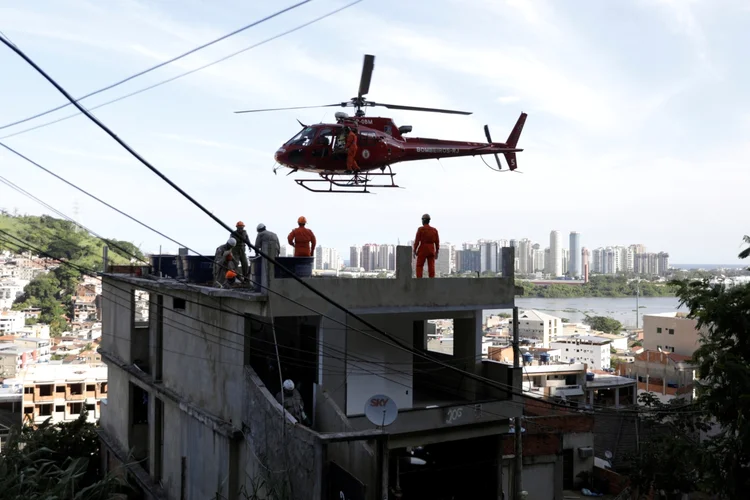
top-left (97, 245), bottom-right (589, 499)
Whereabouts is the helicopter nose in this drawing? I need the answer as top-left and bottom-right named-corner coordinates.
top-left (274, 147), bottom-right (286, 164)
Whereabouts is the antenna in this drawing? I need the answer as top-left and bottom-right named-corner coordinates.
top-left (364, 394), bottom-right (398, 428)
top-left (72, 199), bottom-right (81, 233)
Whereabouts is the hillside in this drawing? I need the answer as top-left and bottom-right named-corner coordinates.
top-left (0, 213), bottom-right (143, 267)
top-left (0, 213), bottom-right (145, 335)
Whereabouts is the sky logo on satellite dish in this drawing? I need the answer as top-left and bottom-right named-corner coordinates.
top-left (364, 394), bottom-right (398, 427)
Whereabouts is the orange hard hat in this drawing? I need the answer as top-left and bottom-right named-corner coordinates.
top-left (297, 216), bottom-right (307, 225)
top-left (226, 270), bottom-right (237, 279)
top-left (236, 221), bottom-right (245, 227)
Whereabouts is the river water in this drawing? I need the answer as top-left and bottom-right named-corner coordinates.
top-left (484, 296), bottom-right (686, 329)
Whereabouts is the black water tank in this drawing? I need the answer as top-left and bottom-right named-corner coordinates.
top-left (150, 254), bottom-right (179, 278)
top-left (274, 256), bottom-right (314, 279)
top-left (181, 255), bottom-right (214, 284)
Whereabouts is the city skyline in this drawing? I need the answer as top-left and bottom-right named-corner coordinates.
top-left (0, 1), bottom-right (746, 265)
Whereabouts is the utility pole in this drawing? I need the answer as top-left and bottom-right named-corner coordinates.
top-left (102, 245), bottom-right (108, 273)
top-left (511, 306), bottom-right (523, 499)
top-left (635, 276), bottom-right (640, 329)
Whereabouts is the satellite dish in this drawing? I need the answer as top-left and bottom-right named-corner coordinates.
top-left (364, 394), bottom-right (398, 427)
top-left (604, 450), bottom-right (613, 459)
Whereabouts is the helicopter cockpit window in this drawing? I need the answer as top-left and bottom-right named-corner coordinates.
top-left (315, 128), bottom-right (333, 146)
top-left (285, 127), bottom-right (316, 147)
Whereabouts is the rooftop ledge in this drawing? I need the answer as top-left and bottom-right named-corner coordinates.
top-left (104, 246), bottom-right (520, 315)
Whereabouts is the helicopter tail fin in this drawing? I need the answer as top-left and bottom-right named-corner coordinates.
top-left (505, 112), bottom-right (527, 149)
top-left (503, 151), bottom-right (518, 171)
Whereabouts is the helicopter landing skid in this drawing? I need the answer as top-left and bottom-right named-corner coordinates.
top-left (295, 167), bottom-right (401, 194)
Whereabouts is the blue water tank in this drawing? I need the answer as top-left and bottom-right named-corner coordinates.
top-left (586, 372), bottom-right (595, 381)
top-left (181, 255), bottom-right (214, 284)
top-left (522, 352), bottom-right (533, 363)
top-left (274, 256), bottom-right (314, 279)
top-left (539, 352), bottom-right (550, 363)
top-left (150, 254), bottom-right (179, 278)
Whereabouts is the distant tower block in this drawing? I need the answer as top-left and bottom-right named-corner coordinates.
top-left (72, 199), bottom-right (81, 233)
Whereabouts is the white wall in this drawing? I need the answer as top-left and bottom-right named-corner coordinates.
top-left (345, 315), bottom-right (413, 415)
top-left (551, 341), bottom-right (611, 370)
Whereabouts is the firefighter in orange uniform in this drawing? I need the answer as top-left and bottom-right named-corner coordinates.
top-left (345, 126), bottom-right (360, 172)
top-left (413, 213), bottom-right (440, 278)
top-left (288, 216), bottom-right (317, 257)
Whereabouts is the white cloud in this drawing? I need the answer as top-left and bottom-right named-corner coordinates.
top-left (497, 96), bottom-right (521, 104)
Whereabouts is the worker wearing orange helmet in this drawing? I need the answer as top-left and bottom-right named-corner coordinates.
top-left (344, 126), bottom-right (360, 173)
top-left (288, 216), bottom-right (316, 257)
top-left (231, 221), bottom-right (250, 279)
top-left (413, 213), bottom-right (440, 278)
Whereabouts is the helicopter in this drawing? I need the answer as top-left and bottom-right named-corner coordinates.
top-left (235, 54), bottom-right (527, 194)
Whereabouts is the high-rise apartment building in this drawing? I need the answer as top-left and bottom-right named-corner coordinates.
top-left (569, 232), bottom-right (581, 278)
top-left (479, 240), bottom-right (498, 274)
top-left (532, 244), bottom-right (545, 273)
top-left (549, 230), bottom-right (563, 277)
top-left (518, 238), bottom-right (532, 274)
top-left (544, 247), bottom-right (551, 274)
top-left (349, 245), bottom-right (361, 269)
top-left (582, 248), bottom-right (590, 282)
top-left (377, 244), bottom-right (395, 271)
top-left (361, 244), bottom-right (378, 272)
top-left (314, 247), bottom-right (340, 271)
top-left (436, 244), bottom-right (454, 276)
top-left (562, 249), bottom-right (570, 275)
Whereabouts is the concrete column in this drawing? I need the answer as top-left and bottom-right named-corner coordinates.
top-left (589, 390), bottom-right (594, 406)
top-left (395, 246), bottom-right (412, 283)
top-left (318, 307), bottom-right (347, 411)
top-left (453, 310), bottom-right (483, 400)
top-left (615, 387), bottom-right (620, 408)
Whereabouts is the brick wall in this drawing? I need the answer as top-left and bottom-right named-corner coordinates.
top-left (501, 432), bottom-right (561, 456)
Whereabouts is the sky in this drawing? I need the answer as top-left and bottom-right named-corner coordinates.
top-left (0, 0), bottom-right (748, 264)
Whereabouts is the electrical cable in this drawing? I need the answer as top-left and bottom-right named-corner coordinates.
top-left (0, 173), bottom-right (147, 264)
top-left (1, 228), bottom-right (706, 420)
top-left (0, 0), bottom-right (366, 141)
top-left (0, 0), bottom-right (314, 132)
top-left (0, 215), bottom-right (700, 417)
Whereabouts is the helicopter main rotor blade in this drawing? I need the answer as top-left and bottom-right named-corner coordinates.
top-left (358, 54), bottom-right (375, 99)
top-left (234, 103), bottom-right (342, 114)
top-left (371, 102), bottom-right (473, 115)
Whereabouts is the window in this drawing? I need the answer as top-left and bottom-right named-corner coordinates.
top-left (38, 404), bottom-right (52, 416)
top-left (24, 387), bottom-right (32, 394)
top-left (668, 329), bottom-right (674, 335)
top-left (101, 382), bottom-right (108, 394)
top-left (39, 384), bottom-right (53, 397)
top-left (69, 402), bottom-right (83, 415)
top-left (86, 403), bottom-right (95, 412)
top-left (657, 327), bottom-right (662, 333)
top-left (86, 384), bottom-right (95, 392)
top-left (70, 384), bottom-right (83, 396)
top-left (285, 127), bottom-right (316, 147)
top-left (172, 297), bottom-right (186, 310)
top-left (55, 405), bottom-right (64, 413)
top-left (56, 385), bottom-right (65, 393)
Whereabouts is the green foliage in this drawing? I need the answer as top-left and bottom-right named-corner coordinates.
top-left (1, 213), bottom-right (142, 335)
top-left (625, 236), bottom-right (750, 498)
top-left (583, 315), bottom-right (623, 333)
top-left (517, 274), bottom-right (676, 298)
top-left (625, 393), bottom-right (708, 498)
top-left (0, 409), bottom-right (130, 499)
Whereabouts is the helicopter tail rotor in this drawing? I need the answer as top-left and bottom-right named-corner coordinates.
top-left (483, 124), bottom-right (503, 171)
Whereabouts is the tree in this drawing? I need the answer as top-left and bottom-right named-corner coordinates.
top-left (0, 409), bottom-right (130, 499)
top-left (582, 315), bottom-right (623, 333)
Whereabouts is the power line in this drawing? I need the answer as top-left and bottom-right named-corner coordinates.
top-left (0, 173), bottom-right (147, 265)
top-left (0, 0), bottom-right (313, 132)
top-left (1, 227), bottom-right (704, 419)
top-left (0, 0), bottom-right (365, 140)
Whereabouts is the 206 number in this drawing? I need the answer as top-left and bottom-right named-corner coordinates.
top-left (445, 407), bottom-right (463, 424)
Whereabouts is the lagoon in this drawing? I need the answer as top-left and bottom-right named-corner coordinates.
top-left (485, 296), bottom-right (685, 329)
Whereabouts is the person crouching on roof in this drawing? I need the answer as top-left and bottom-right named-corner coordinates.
top-left (213, 237), bottom-right (236, 287)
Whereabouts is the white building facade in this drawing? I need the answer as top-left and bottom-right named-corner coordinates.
top-left (551, 336), bottom-right (612, 370)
